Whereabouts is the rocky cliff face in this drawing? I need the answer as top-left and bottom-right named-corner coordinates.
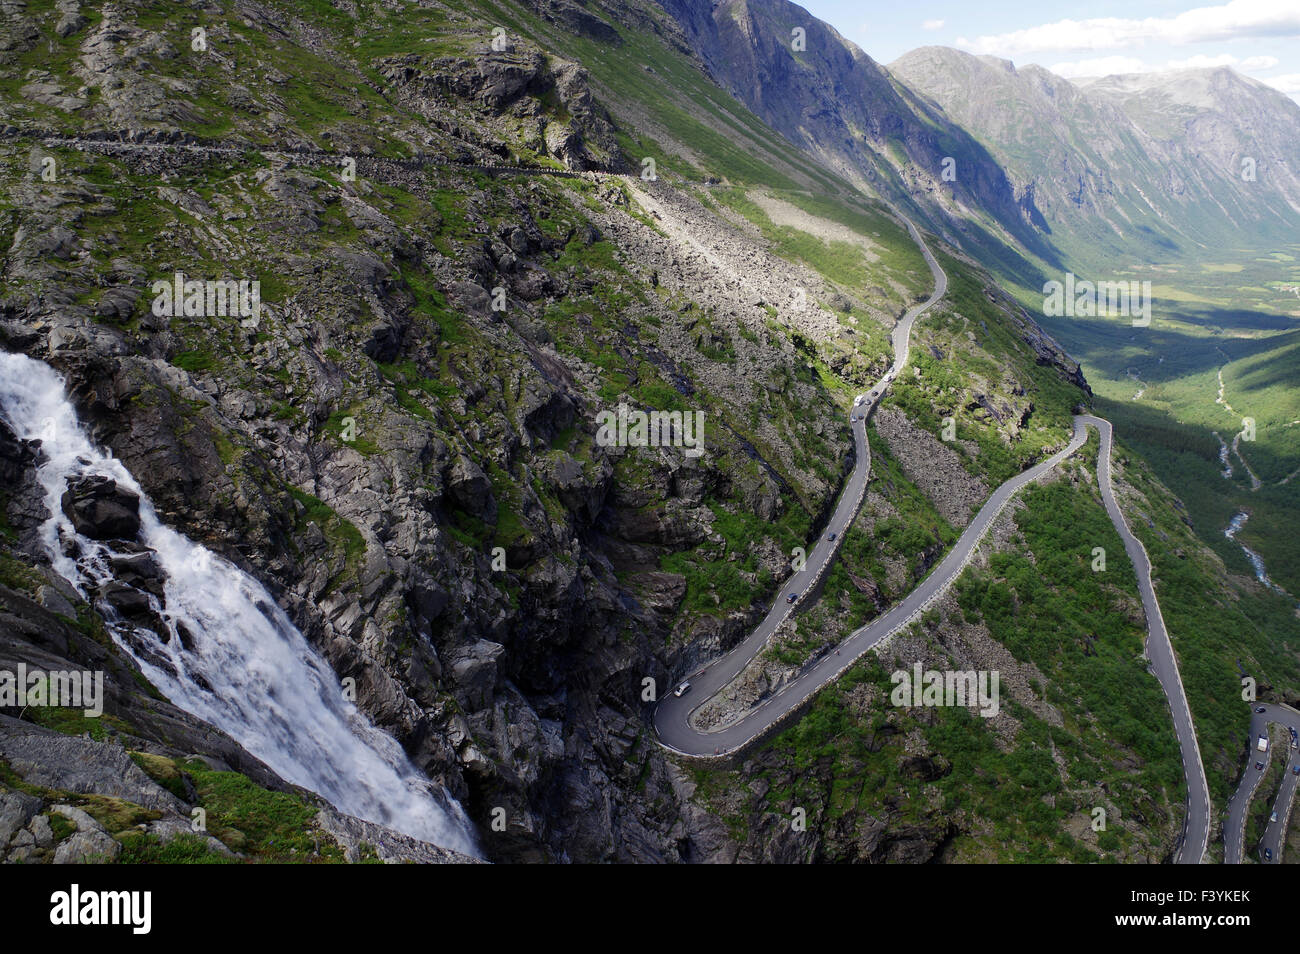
top-left (0, 416), bottom-right (481, 863)
top-left (0, 0), bottom-right (1096, 864)
top-left (653, 7), bottom-right (1300, 279)
top-left (653, 0), bottom-right (1061, 269)
top-left (0, 0), bottom-right (866, 862)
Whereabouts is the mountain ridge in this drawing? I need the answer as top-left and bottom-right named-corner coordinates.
top-left (0, 0), bottom-right (1296, 866)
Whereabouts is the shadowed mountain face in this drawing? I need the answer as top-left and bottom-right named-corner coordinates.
top-left (655, 3), bottom-right (1300, 278)
top-left (0, 0), bottom-right (1098, 864)
top-left (654, 0), bottom-right (1060, 271)
top-left (0, 0), bottom-right (1297, 868)
top-left (890, 48), bottom-right (1300, 269)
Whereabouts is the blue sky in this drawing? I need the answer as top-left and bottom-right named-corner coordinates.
top-left (796, 0), bottom-right (1300, 99)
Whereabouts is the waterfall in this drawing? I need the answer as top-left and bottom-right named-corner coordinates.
top-left (1213, 431), bottom-right (1233, 479)
top-left (1224, 511), bottom-right (1286, 599)
top-left (0, 351), bottom-right (479, 858)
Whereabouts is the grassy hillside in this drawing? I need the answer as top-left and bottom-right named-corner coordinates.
top-left (3, 0), bottom-right (1287, 863)
top-left (690, 455), bottom-right (1186, 863)
top-left (1027, 247), bottom-right (1300, 597)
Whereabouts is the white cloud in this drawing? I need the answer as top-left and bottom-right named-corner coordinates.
top-left (1049, 56), bottom-right (1149, 78)
top-left (956, 0), bottom-right (1300, 55)
top-left (921, 19), bottom-right (945, 31)
top-left (1166, 52), bottom-right (1278, 69)
top-left (1048, 51), bottom-right (1282, 78)
top-left (1166, 53), bottom-right (1240, 68)
top-left (1263, 72), bottom-right (1300, 93)
top-left (1240, 54), bottom-right (1281, 69)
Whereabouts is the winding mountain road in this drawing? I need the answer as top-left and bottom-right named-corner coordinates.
top-left (1225, 702), bottom-right (1300, 864)
top-left (1086, 413), bottom-right (1211, 864)
top-left (654, 218), bottom-right (1211, 865)
top-left (652, 212), bottom-right (944, 751)
top-left (15, 123), bottom-right (1216, 864)
top-left (0, 126), bottom-right (606, 180)
top-left (655, 418), bottom-right (1089, 755)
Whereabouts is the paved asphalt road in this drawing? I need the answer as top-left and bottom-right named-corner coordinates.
top-left (11, 126), bottom-right (1227, 865)
top-left (655, 416), bottom-right (1088, 757)
top-left (653, 212), bottom-right (946, 756)
top-left (652, 221), bottom-right (1212, 866)
top-left (1225, 702), bottom-right (1300, 863)
top-left (1083, 414), bottom-right (1210, 865)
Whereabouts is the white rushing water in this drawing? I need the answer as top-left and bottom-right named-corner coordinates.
top-left (1213, 432), bottom-right (1233, 480)
top-left (0, 351), bottom-right (479, 857)
top-left (1224, 511), bottom-right (1285, 598)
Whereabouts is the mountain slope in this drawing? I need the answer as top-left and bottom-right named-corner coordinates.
top-left (0, 0), bottom-right (1096, 863)
top-left (1, 0), bottom-right (1294, 865)
top-left (888, 45), bottom-right (1300, 608)
top-left (655, 0), bottom-right (1063, 277)
top-left (890, 48), bottom-right (1300, 270)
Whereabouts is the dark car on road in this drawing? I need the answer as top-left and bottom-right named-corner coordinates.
top-left (786, 593), bottom-right (798, 604)
top-left (827, 532), bottom-right (836, 541)
top-left (1256, 706), bottom-right (1267, 713)
top-left (1256, 761), bottom-right (1265, 770)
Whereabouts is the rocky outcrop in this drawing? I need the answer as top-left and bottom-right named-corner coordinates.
top-left (378, 43), bottom-right (621, 170)
top-left (313, 806), bottom-right (481, 864)
top-left (874, 407), bottom-right (988, 526)
top-left (50, 806), bottom-right (121, 864)
top-left (0, 718), bottom-right (473, 863)
top-left (60, 475), bottom-right (141, 540)
top-left (0, 0), bottom-right (1102, 868)
top-left (523, 0), bottom-right (623, 44)
top-left (0, 724), bottom-right (185, 814)
top-left (446, 455), bottom-right (496, 521)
